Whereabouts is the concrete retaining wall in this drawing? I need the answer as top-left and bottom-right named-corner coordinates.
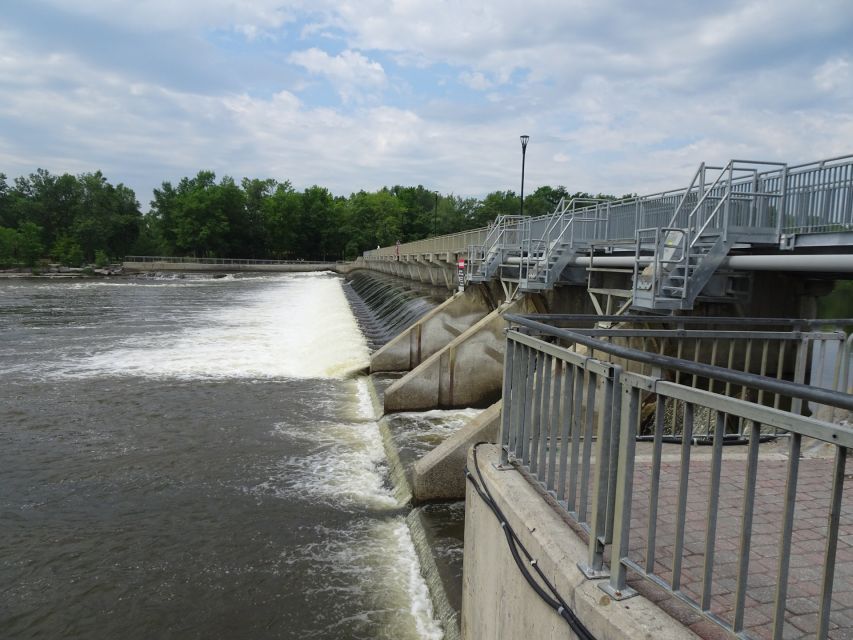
top-left (123, 260), bottom-right (359, 274)
top-left (462, 444), bottom-right (699, 640)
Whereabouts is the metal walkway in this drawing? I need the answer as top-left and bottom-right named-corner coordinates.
top-left (364, 155), bottom-right (853, 311)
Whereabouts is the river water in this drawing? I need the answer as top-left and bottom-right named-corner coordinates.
top-left (0, 273), bottom-right (444, 639)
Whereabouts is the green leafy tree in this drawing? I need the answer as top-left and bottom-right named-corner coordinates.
top-left (475, 190), bottom-right (520, 226)
top-left (524, 185), bottom-right (570, 217)
top-left (151, 171), bottom-right (231, 257)
top-left (0, 226), bottom-right (18, 267)
top-left (262, 181), bottom-right (301, 258)
top-left (300, 186), bottom-right (337, 260)
top-left (17, 222), bottom-right (44, 266)
top-left (52, 235), bottom-right (85, 266)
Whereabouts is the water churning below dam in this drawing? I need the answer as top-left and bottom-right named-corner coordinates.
top-left (0, 271), bottom-right (472, 640)
top-left (343, 269), bottom-right (474, 639)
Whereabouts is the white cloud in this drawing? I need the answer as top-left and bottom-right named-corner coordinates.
top-left (1, 0), bottom-right (851, 206)
top-left (36, 0), bottom-right (300, 35)
top-left (459, 71), bottom-right (493, 91)
top-left (814, 57), bottom-right (852, 93)
top-left (288, 48), bottom-right (386, 102)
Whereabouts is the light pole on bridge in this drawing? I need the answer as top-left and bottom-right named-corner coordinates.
top-left (519, 135), bottom-right (530, 217)
top-left (433, 191), bottom-right (439, 237)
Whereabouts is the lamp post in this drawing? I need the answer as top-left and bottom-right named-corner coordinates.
top-left (519, 135), bottom-right (529, 217)
top-left (433, 191), bottom-right (439, 236)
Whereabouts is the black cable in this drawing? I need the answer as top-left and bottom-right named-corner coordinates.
top-left (466, 443), bottom-right (597, 640)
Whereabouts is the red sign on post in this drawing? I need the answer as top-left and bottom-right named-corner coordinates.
top-left (456, 258), bottom-right (465, 292)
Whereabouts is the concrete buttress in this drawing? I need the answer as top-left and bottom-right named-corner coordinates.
top-left (370, 285), bottom-right (494, 373)
top-left (383, 294), bottom-right (543, 412)
top-left (412, 400), bottom-right (501, 502)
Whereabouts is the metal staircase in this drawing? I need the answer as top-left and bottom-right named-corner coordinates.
top-left (519, 198), bottom-right (604, 292)
top-left (631, 160), bottom-right (788, 311)
top-left (467, 215), bottom-right (524, 283)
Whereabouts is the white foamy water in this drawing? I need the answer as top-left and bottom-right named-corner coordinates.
top-left (392, 521), bottom-right (445, 640)
top-left (260, 377), bottom-right (397, 509)
top-left (56, 274), bottom-right (370, 380)
top-left (264, 420), bottom-right (398, 510)
top-left (286, 518), bottom-right (443, 640)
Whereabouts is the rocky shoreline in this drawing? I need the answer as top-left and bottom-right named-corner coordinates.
top-left (1, 263), bottom-right (127, 278)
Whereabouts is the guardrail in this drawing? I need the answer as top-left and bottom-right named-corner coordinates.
top-left (362, 154), bottom-right (853, 271)
top-left (499, 314), bottom-right (853, 639)
top-left (124, 256), bottom-right (343, 266)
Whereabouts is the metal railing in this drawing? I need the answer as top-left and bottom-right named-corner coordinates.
top-left (362, 155), bottom-right (853, 294)
top-left (499, 314), bottom-right (853, 640)
top-left (363, 228), bottom-right (489, 260)
top-left (467, 215), bottom-right (526, 281)
top-left (124, 255), bottom-right (343, 266)
top-left (501, 329), bottom-right (623, 577)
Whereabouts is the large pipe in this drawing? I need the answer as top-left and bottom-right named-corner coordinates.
top-left (562, 254), bottom-right (853, 272)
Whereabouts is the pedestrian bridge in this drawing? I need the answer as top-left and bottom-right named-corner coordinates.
top-left (364, 155), bottom-right (853, 312)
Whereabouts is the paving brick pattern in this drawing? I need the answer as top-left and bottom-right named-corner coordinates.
top-left (623, 455), bottom-right (853, 640)
top-left (524, 443), bottom-right (852, 640)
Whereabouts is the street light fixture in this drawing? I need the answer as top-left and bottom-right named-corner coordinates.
top-left (520, 135), bottom-right (530, 217)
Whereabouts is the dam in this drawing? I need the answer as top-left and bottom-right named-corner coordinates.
top-left (355, 155), bottom-right (853, 640)
top-left (114, 154), bottom-right (853, 639)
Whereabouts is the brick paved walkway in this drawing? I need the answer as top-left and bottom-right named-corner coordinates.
top-left (611, 447), bottom-right (853, 640)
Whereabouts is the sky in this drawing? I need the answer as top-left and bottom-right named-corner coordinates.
top-left (1, 0), bottom-right (852, 208)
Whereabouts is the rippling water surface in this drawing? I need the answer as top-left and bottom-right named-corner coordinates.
top-left (0, 273), bottom-right (442, 640)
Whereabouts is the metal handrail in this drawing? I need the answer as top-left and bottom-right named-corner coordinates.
top-left (499, 316), bottom-right (853, 638)
top-left (510, 313), bottom-right (853, 329)
top-left (522, 197), bottom-right (606, 284)
top-left (504, 314), bottom-right (853, 411)
top-left (125, 256), bottom-right (339, 265)
top-left (363, 155), bottom-right (853, 271)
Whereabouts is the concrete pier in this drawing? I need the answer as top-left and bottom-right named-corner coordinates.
top-left (370, 285), bottom-right (493, 373)
top-left (383, 295), bottom-right (543, 412)
top-left (412, 400), bottom-right (501, 503)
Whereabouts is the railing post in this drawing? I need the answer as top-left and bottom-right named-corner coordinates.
top-left (750, 170), bottom-right (759, 227)
top-left (776, 165), bottom-right (788, 240)
top-left (601, 379), bottom-right (639, 599)
top-left (791, 336), bottom-right (809, 415)
top-left (698, 161), bottom-right (706, 235)
top-left (579, 363), bottom-right (621, 578)
top-left (499, 335), bottom-right (516, 465)
top-left (723, 161), bottom-right (734, 242)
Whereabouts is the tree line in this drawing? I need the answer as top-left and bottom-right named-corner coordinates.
top-left (0, 168), bottom-right (620, 267)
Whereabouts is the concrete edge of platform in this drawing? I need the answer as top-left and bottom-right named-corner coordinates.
top-left (462, 444), bottom-right (701, 640)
